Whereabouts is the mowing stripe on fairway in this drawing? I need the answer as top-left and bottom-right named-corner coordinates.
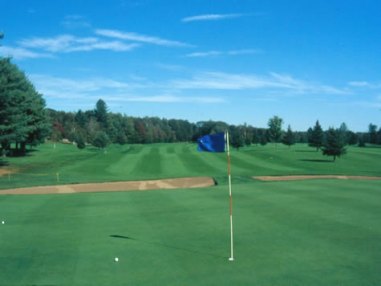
top-left (1, 179), bottom-right (381, 285)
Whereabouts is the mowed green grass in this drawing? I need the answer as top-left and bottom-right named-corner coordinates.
top-left (1, 143), bottom-right (381, 285)
top-left (1, 142), bottom-right (381, 189)
top-left (1, 181), bottom-right (380, 285)
top-left (1, 143), bottom-right (227, 189)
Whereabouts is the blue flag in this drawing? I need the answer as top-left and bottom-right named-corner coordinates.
top-left (197, 132), bottom-right (226, 152)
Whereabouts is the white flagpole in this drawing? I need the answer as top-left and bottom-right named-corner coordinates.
top-left (226, 131), bottom-right (234, 261)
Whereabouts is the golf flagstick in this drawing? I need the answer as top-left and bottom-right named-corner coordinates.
top-left (226, 131), bottom-right (234, 261)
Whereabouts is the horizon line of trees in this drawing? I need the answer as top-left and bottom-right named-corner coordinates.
top-left (48, 99), bottom-right (381, 148)
top-left (2, 57), bottom-right (381, 160)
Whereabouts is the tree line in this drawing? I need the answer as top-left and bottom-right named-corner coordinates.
top-left (0, 58), bottom-right (50, 156)
top-left (47, 101), bottom-right (381, 161)
top-left (47, 100), bottom-right (267, 149)
top-left (1, 57), bottom-right (381, 160)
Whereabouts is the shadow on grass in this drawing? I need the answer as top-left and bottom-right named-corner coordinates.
top-left (110, 234), bottom-right (132, 240)
top-left (295, 150), bottom-right (318, 153)
top-left (363, 145), bottom-right (381, 149)
top-left (300, 159), bottom-right (333, 163)
top-left (110, 234), bottom-right (225, 259)
top-left (3, 148), bottom-right (38, 158)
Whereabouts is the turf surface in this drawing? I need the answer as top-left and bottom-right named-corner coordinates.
top-left (1, 181), bottom-right (380, 285)
top-left (1, 143), bottom-right (381, 285)
top-left (1, 142), bottom-right (381, 189)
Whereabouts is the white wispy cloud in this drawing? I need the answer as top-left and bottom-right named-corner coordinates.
top-left (348, 81), bottom-right (370, 87)
top-left (0, 46), bottom-right (53, 60)
top-left (270, 73), bottom-right (348, 95)
top-left (351, 98), bottom-right (381, 109)
top-left (186, 49), bottom-right (261, 58)
top-left (348, 81), bottom-right (381, 89)
top-left (114, 95), bottom-right (225, 103)
top-left (95, 29), bottom-right (191, 47)
top-left (7, 28), bottom-right (189, 60)
top-left (30, 74), bottom-right (226, 106)
top-left (30, 71), bottom-right (349, 112)
top-left (171, 71), bottom-right (349, 95)
top-left (19, 35), bottom-right (139, 53)
top-left (172, 72), bottom-right (272, 90)
top-left (186, 51), bottom-right (222, 58)
top-left (61, 15), bottom-right (91, 29)
top-left (182, 13), bottom-right (243, 23)
top-left (227, 49), bottom-right (262, 55)
top-left (30, 74), bottom-right (134, 100)
top-left (155, 63), bottom-right (186, 72)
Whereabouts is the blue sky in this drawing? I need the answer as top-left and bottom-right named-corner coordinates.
top-left (1, 0), bottom-right (380, 131)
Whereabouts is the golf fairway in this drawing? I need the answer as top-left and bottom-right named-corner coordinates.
top-left (1, 179), bottom-right (380, 285)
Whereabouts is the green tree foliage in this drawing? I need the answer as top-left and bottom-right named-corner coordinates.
top-left (260, 134), bottom-right (268, 146)
top-left (229, 125), bottom-right (245, 150)
top-left (347, 131), bottom-right (359, 145)
top-left (255, 128), bottom-right (268, 145)
top-left (377, 128), bottom-right (381, 145)
top-left (46, 100), bottom-right (362, 151)
top-left (322, 128), bottom-right (347, 161)
top-left (368, 123), bottom-right (378, 144)
top-left (74, 110), bottom-right (87, 128)
top-left (75, 133), bottom-right (86, 149)
top-left (244, 127), bottom-right (253, 146)
top-left (196, 121), bottom-right (228, 137)
top-left (92, 131), bottom-right (109, 149)
top-left (338, 122), bottom-right (349, 145)
top-left (282, 125), bottom-right (295, 147)
top-left (358, 135), bottom-right (366, 147)
top-left (95, 99), bottom-right (108, 128)
top-left (267, 115), bottom-right (283, 143)
top-left (308, 120), bottom-right (324, 151)
top-left (0, 58), bottom-right (50, 155)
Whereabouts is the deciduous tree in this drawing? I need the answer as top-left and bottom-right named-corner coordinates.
top-left (267, 116), bottom-right (283, 143)
top-left (368, 123), bottom-right (377, 144)
top-left (92, 131), bottom-right (109, 149)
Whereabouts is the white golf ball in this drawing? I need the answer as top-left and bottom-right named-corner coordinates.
top-left (114, 257), bottom-right (119, 262)
top-left (1, 221), bottom-right (4, 225)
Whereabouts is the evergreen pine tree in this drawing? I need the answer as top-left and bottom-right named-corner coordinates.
top-left (282, 125), bottom-right (295, 147)
top-left (322, 128), bottom-right (347, 161)
top-left (0, 58), bottom-right (50, 155)
top-left (308, 120), bottom-right (324, 151)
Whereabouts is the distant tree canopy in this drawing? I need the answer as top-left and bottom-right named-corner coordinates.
top-left (92, 131), bottom-right (109, 149)
top-left (308, 120), bottom-right (324, 151)
top-left (368, 123), bottom-right (378, 144)
top-left (230, 125), bottom-right (245, 150)
top-left (282, 125), bottom-right (295, 147)
top-left (322, 128), bottom-right (347, 161)
top-left (267, 116), bottom-right (283, 143)
top-left (48, 104), bottom-right (380, 154)
top-left (0, 58), bottom-right (50, 155)
top-left (95, 99), bottom-right (108, 128)
top-left (1, 59), bottom-right (378, 155)
top-left (47, 106), bottom-right (271, 148)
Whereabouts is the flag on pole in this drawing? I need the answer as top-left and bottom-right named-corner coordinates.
top-left (197, 132), bottom-right (226, 152)
top-left (197, 131), bottom-right (234, 261)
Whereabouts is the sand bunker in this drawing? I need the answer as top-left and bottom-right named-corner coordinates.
top-left (253, 175), bottom-right (381, 181)
top-left (0, 177), bottom-right (215, 195)
top-left (0, 168), bottom-right (17, 177)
